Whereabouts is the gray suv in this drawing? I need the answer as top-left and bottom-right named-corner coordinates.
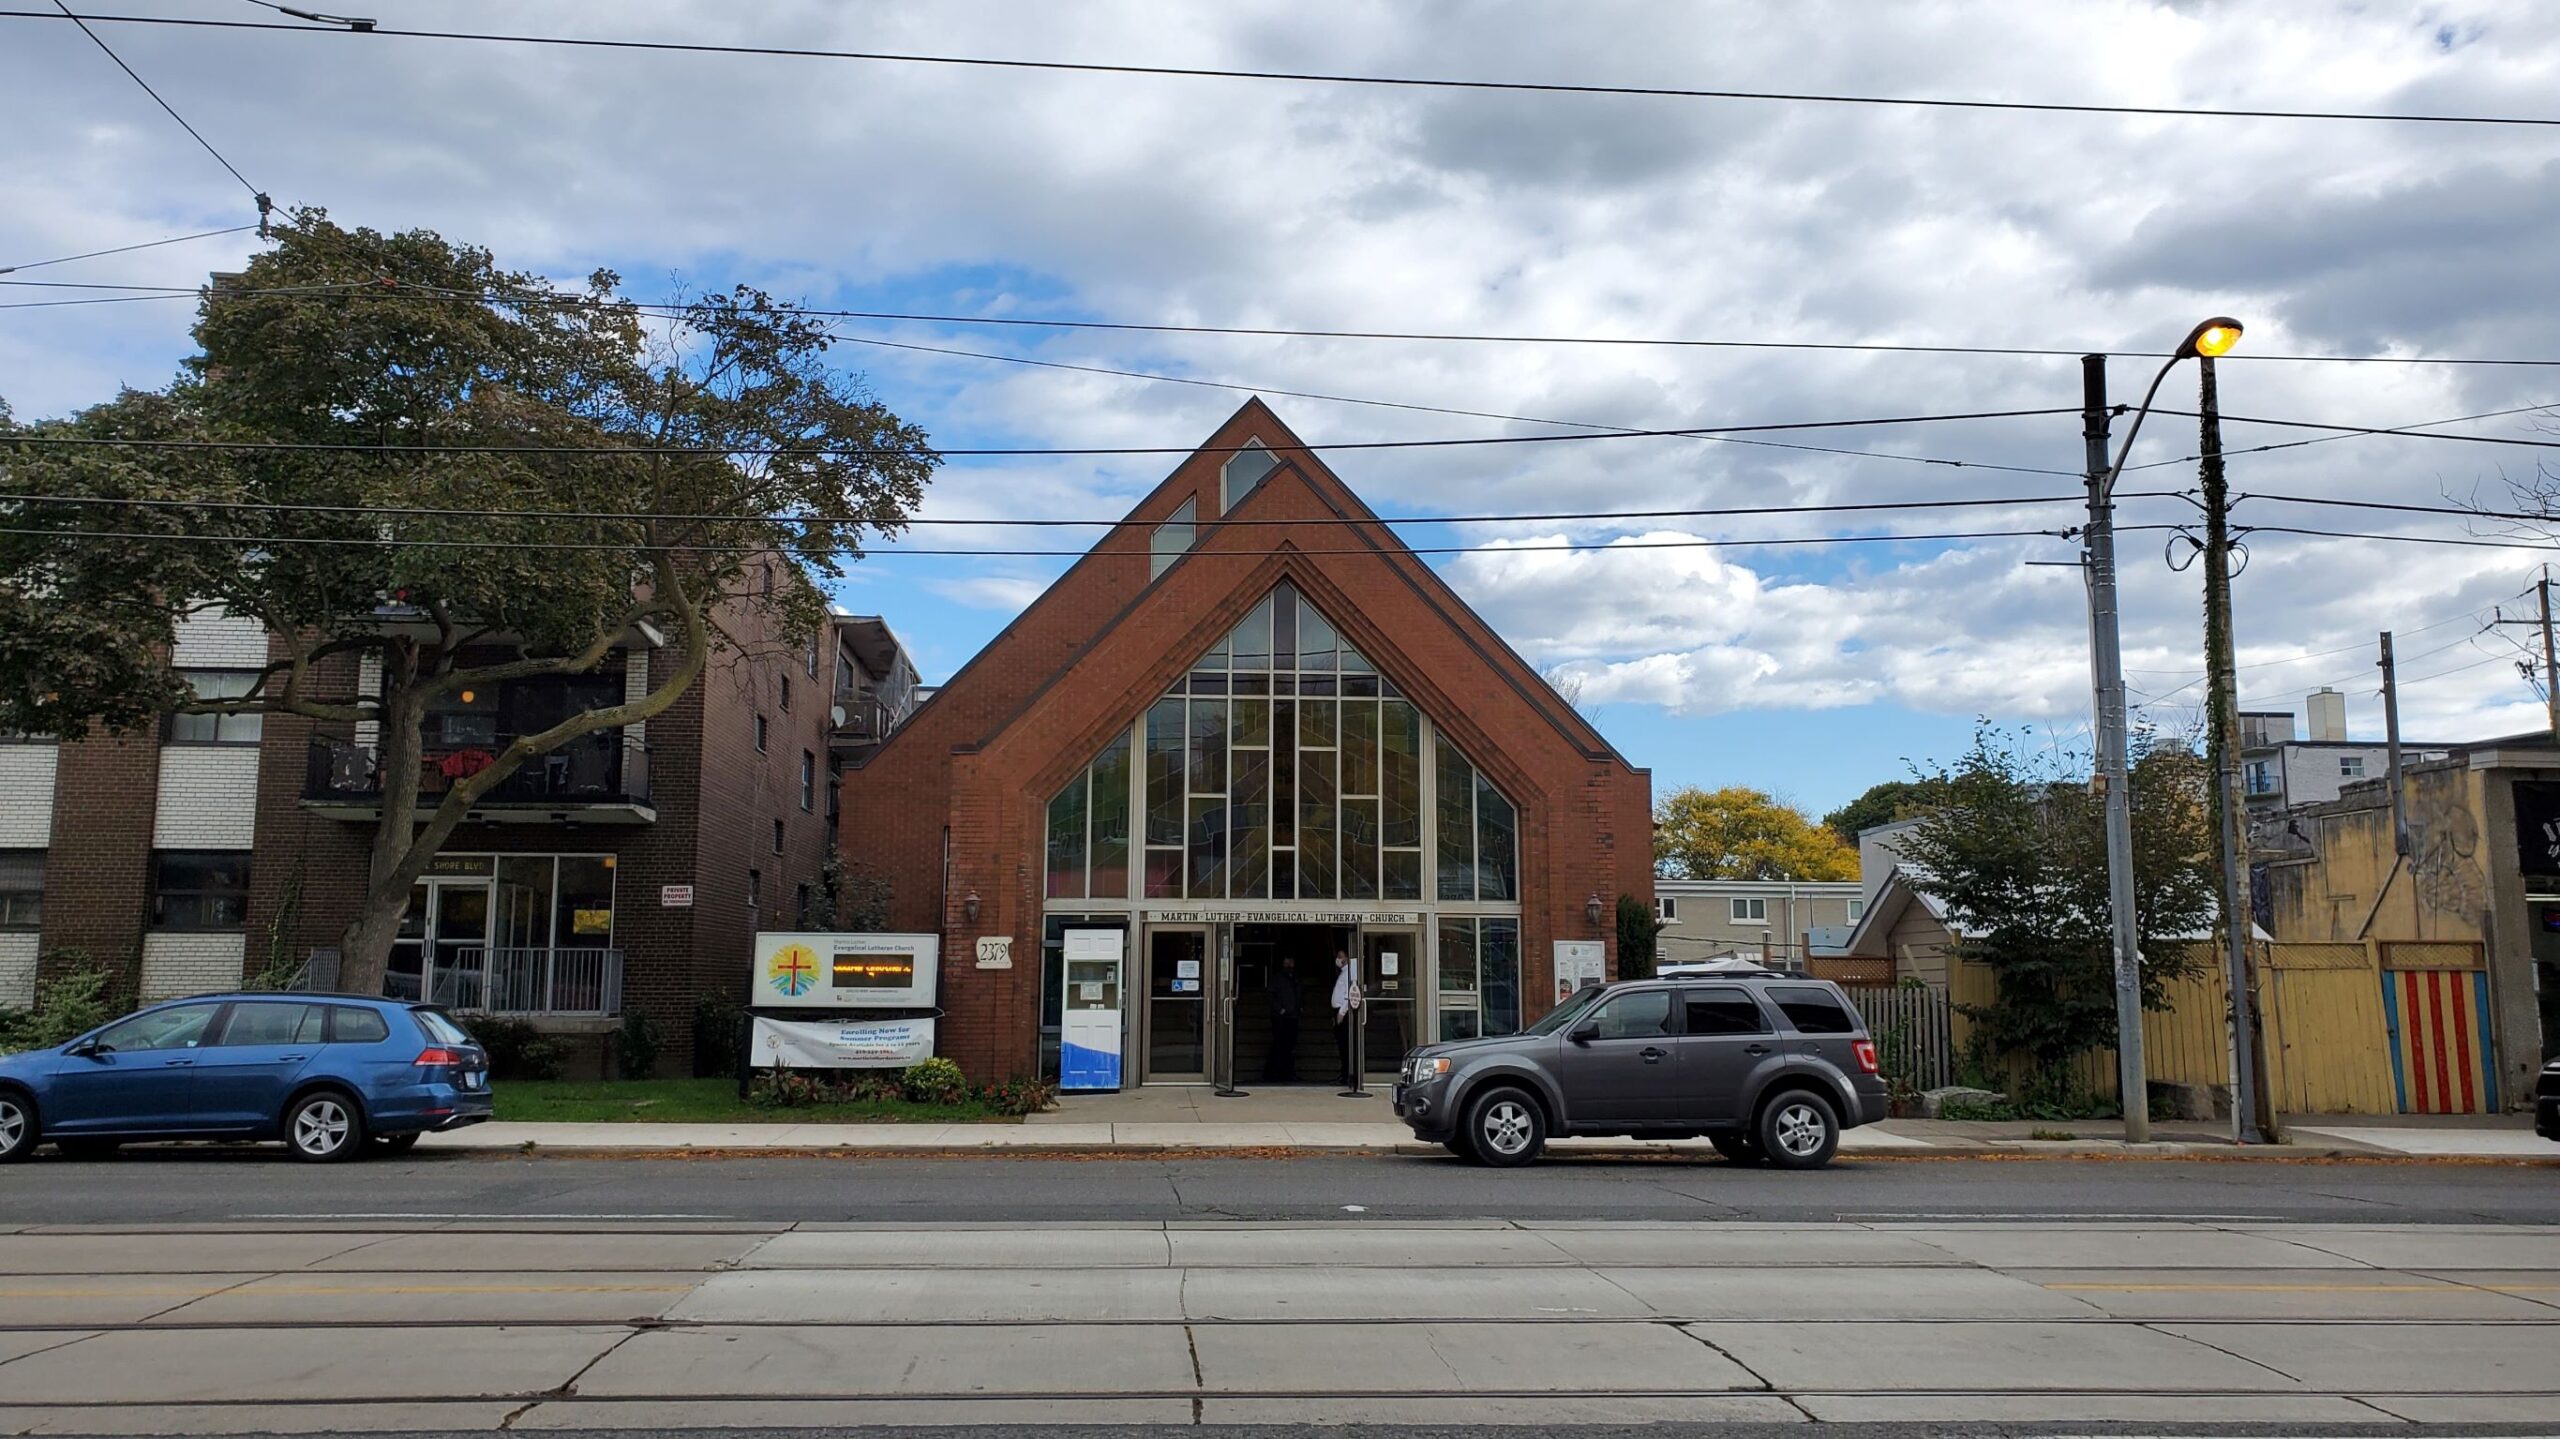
top-left (1392, 976), bottom-right (1889, 1168)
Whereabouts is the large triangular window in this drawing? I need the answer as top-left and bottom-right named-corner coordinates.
top-left (1044, 579), bottom-right (1517, 903)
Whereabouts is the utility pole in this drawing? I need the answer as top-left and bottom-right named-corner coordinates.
top-left (2081, 354), bottom-right (2150, 1143)
top-left (2379, 632), bottom-right (2410, 859)
top-left (2198, 356), bottom-right (2277, 1144)
top-left (2540, 568), bottom-right (2558, 744)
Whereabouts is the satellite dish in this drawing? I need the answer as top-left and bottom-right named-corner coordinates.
top-left (829, 705), bottom-right (846, 726)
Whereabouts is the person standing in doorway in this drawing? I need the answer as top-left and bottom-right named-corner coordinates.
top-left (1331, 948), bottom-right (1362, 1086)
top-left (1265, 954), bottom-right (1302, 1082)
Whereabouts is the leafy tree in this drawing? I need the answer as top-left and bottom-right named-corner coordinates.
top-left (0, 211), bottom-right (937, 996)
top-left (1892, 725), bottom-right (2217, 1071)
top-left (1820, 778), bottom-right (1947, 844)
top-left (1654, 786), bottom-right (1858, 881)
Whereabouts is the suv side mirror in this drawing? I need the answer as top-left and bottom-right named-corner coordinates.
top-left (1569, 1022), bottom-right (1600, 1045)
top-left (66, 1038), bottom-right (104, 1058)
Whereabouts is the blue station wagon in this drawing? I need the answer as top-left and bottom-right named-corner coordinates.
top-left (0, 994), bottom-right (491, 1163)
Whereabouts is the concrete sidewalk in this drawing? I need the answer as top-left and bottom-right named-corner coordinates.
top-left (412, 1113), bottom-right (2556, 1159)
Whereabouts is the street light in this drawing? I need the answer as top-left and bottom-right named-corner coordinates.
top-left (2081, 315), bottom-right (2242, 1146)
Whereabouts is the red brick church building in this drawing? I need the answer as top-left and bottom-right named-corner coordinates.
top-left (840, 401), bottom-right (1653, 1086)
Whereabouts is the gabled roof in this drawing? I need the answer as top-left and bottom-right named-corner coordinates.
top-left (858, 398), bottom-right (1642, 799)
top-left (1842, 863), bottom-right (2271, 956)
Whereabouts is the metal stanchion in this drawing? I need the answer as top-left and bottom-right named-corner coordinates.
top-left (1338, 977), bottom-right (1369, 1098)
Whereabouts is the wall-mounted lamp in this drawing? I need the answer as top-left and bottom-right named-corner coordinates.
top-left (963, 889), bottom-right (981, 924)
top-left (1585, 892), bottom-right (1605, 928)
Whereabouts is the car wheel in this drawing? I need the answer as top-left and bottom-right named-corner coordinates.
top-left (1756, 1089), bottom-right (1841, 1170)
top-left (371, 1132), bottom-right (422, 1155)
top-left (1709, 1132), bottom-right (1763, 1165)
top-left (285, 1091), bottom-right (364, 1163)
top-left (1465, 1087), bottom-right (1546, 1168)
top-left (0, 1092), bottom-right (35, 1164)
top-left (54, 1138), bottom-right (121, 1161)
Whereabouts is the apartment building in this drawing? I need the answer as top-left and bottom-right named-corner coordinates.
top-left (0, 604), bottom-right (919, 1069)
top-left (2244, 687), bottom-right (2450, 845)
top-left (1652, 877), bottom-right (1865, 970)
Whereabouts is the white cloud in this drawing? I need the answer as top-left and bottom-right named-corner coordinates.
top-left (7, 0), bottom-right (2559, 745)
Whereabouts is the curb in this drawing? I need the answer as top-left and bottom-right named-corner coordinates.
top-left (430, 1139), bottom-right (2560, 1164)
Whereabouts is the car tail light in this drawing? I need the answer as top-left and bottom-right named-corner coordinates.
top-left (1851, 1039), bottom-right (1880, 1075)
top-left (414, 1047), bottom-right (466, 1067)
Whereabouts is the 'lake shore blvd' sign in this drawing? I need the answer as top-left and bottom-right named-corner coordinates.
top-left (1141, 908), bottom-right (1423, 926)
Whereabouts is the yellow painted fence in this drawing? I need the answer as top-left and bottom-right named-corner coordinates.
top-left (1948, 939), bottom-right (2443, 1115)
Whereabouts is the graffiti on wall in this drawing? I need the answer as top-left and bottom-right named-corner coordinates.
top-left (2408, 782), bottom-right (2485, 920)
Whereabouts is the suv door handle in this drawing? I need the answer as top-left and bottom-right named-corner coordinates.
top-left (1743, 1044), bottom-right (1771, 1056)
top-left (1639, 1046), bottom-right (1668, 1062)
top-left (275, 1054), bottom-right (307, 1063)
top-left (160, 1058), bottom-right (195, 1067)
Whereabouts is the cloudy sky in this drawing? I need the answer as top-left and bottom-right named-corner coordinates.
top-left (7, 0), bottom-right (2559, 812)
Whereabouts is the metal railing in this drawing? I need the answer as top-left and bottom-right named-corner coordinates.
top-left (385, 947), bottom-right (624, 1016)
top-left (305, 732), bottom-right (650, 808)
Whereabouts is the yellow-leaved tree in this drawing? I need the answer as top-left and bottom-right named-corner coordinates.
top-left (1653, 786), bottom-right (1858, 881)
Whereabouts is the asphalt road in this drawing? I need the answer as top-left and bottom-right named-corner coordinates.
top-left (5, 1149), bottom-right (2560, 1225)
top-left (1, 1214), bottom-right (2557, 1434)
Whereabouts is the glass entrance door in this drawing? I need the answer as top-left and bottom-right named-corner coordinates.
top-left (1360, 929), bottom-right (1420, 1077)
top-left (425, 881), bottom-right (491, 1011)
top-left (1145, 927), bottom-right (1210, 1080)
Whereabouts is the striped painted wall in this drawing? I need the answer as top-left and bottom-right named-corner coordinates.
top-left (2382, 968), bottom-right (2498, 1115)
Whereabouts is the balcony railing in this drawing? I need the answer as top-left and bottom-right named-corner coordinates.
top-left (305, 731), bottom-right (650, 812)
top-left (381, 947), bottom-right (624, 1017)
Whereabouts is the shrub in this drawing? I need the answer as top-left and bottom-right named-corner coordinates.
top-left (0, 955), bottom-right (125, 1055)
top-left (462, 1014), bottom-right (568, 1081)
top-left (746, 1065), bottom-right (828, 1108)
top-left (613, 1008), bottom-right (663, 1080)
top-left (977, 1076), bottom-right (1058, 1116)
top-left (692, 989), bottom-right (745, 1077)
top-left (900, 1056), bottom-right (967, 1105)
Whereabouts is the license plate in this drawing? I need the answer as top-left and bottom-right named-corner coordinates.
top-left (463, 1070), bottom-right (485, 1090)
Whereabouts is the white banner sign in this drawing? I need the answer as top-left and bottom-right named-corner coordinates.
top-left (751, 1014), bottom-right (936, 1069)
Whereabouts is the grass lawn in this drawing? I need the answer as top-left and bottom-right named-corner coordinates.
top-left (491, 1077), bottom-right (1017, 1124)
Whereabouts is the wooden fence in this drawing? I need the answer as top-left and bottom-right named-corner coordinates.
top-left (1919, 938), bottom-right (2478, 1115)
top-left (1841, 983), bottom-right (1956, 1091)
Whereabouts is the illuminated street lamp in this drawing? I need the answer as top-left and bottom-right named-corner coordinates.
top-left (2080, 315), bottom-right (2245, 1146)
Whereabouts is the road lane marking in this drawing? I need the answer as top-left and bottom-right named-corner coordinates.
top-left (0, 1282), bottom-right (694, 1298)
top-left (2044, 1281), bottom-right (2560, 1293)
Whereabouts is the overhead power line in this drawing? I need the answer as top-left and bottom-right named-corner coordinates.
top-left (42, 1), bottom-right (268, 217)
top-left (0, 522), bottom-right (2089, 558)
top-left (2171, 409), bottom-right (2560, 452)
top-left (0, 488), bottom-right (2157, 529)
top-left (2123, 400), bottom-right (2560, 472)
top-left (8, 9), bottom-right (2557, 128)
top-left (0, 223), bottom-right (259, 276)
top-left (0, 404), bottom-right (2081, 458)
top-left (11, 273), bottom-right (2559, 368)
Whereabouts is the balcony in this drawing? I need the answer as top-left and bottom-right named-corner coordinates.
top-left (304, 731), bottom-right (654, 824)
top-left (830, 692), bottom-right (900, 760)
top-left (382, 947), bottom-right (625, 1017)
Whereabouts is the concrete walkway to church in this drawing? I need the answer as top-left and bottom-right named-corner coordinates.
top-left (413, 1086), bottom-right (2554, 1160)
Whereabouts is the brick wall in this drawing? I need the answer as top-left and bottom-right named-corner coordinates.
top-left (152, 748), bottom-right (261, 848)
top-left (0, 934), bottom-right (35, 1007)
top-left (36, 726), bottom-right (162, 980)
top-left (842, 400), bottom-right (1654, 1081)
top-left (0, 745), bottom-right (58, 847)
top-left (171, 606), bottom-right (268, 668)
top-left (138, 931), bottom-right (247, 1000)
